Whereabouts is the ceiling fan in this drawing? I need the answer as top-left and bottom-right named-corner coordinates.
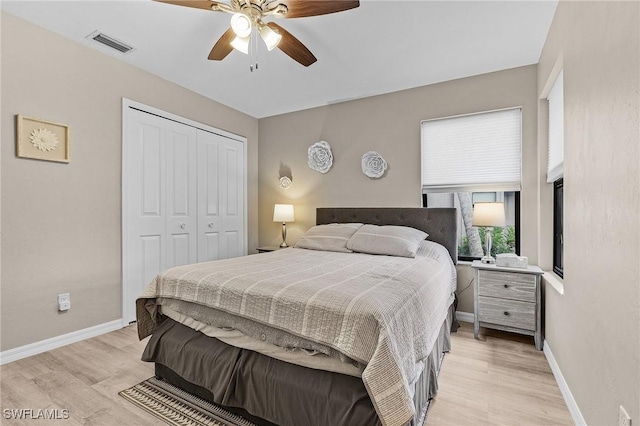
top-left (154, 0), bottom-right (360, 67)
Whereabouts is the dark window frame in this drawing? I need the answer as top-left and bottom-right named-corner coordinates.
top-left (423, 192), bottom-right (521, 262)
top-left (553, 179), bottom-right (564, 278)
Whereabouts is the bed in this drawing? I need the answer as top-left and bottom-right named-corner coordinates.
top-left (137, 207), bottom-right (458, 426)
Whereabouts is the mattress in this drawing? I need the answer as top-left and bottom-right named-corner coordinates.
top-left (137, 241), bottom-right (456, 426)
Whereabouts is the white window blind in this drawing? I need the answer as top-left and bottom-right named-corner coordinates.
top-left (547, 70), bottom-right (564, 183)
top-left (421, 107), bottom-right (522, 193)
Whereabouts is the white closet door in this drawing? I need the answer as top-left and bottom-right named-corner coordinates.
top-left (123, 109), bottom-right (196, 323)
top-left (123, 101), bottom-right (246, 325)
top-left (220, 137), bottom-right (245, 259)
top-left (165, 124), bottom-right (197, 268)
top-left (197, 131), bottom-right (245, 262)
top-left (125, 109), bottom-right (166, 325)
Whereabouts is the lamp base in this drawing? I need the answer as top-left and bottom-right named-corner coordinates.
top-left (279, 222), bottom-right (288, 248)
top-left (480, 255), bottom-right (496, 264)
top-left (481, 226), bottom-right (495, 264)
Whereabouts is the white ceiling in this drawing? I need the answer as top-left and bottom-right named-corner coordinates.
top-left (2, 0), bottom-right (558, 118)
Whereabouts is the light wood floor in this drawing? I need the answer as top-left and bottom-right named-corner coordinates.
top-left (426, 323), bottom-right (572, 425)
top-left (0, 322), bottom-right (572, 425)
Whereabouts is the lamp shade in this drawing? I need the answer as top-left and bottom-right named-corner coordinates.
top-left (231, 13), bottom-right (252, 38)
top-left (259, 24), bottom-right (282, 51)
top-left (230, 36), bottom-right (250, 54)
top-left (472, 202), bottom-right (506, 227)
top-left (273, 204), bottom-right (295, 223)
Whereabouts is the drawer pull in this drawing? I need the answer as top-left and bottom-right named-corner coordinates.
top-left (503, 311), bottom-right (510, 316)
top-left (504, 284), bottom-right (509, 288)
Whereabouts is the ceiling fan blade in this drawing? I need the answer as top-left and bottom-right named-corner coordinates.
top-left (275, 1), bottom-right (359, 18)
top-left (153, 0), bottom-right (221, 11)
top-left (267, 22), bottom-right (317, 66)
top-left (208, 27), bottom-right (236, 60)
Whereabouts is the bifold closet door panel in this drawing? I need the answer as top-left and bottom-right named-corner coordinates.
top-left (165, 121), bottom-right (198, 269)
top-left (197, 131), bottom-right (245, 262)
top-left (125, 111), bottom-right (197, 324)
top-left (219, 137), bottom-right (245, 260)
top-left (126, 110), bottom-right (168, 312)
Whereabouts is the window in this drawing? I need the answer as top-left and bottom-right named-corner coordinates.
top-left (553, 181), bottom-right (563, 277)
top-left (547, 70), bottom-right (564, 277)
top-left (421, 108), bottom-right (522, 261)
top-left (423, 191), bottom-right (520, 261)
top-left (547, 70), bottom-right (564, 183)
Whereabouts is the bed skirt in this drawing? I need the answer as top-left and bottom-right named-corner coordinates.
top-left (143, 302), bottom-right (456, 426)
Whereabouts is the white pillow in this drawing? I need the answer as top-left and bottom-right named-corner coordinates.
top-left (295, 223), bottom-right (363, 253)
top-left (346, 225), bottom-right (428, 258)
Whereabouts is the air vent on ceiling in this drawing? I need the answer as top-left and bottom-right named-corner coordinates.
top-left (86, 31), bottom-right (134, 54)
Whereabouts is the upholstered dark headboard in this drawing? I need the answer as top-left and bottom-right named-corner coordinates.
top-left (316, 208), bottom-right (458, 264)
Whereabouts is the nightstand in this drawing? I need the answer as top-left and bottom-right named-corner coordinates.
top-left (471, 260), bottom-right (544, 350)
top-left (256, 246), bottom-right (283, 253)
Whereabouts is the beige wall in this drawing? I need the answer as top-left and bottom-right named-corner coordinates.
top-left (537, 1), bottom-right (640, 424)
top-left (0, 13), bottom-right (259, 351)
top-left (6, 4), bottom-right (638, 422)
top-left (258, 65), bottom-right (539, 314)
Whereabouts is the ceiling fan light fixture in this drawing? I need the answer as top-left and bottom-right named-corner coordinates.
top-left (154, 0), bottom-right (361, 66)
top-left (230, 13), bottom-right (252, 38)
top-left (259, 24), bottom-right (282, 51)
top-left (230, 35), bottom-right (250, 54)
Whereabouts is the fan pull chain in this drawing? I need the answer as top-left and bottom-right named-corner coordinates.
top-left (250, 28), bottom-right (258, 72)
top-left (255, 28), bottom-right (259, 70)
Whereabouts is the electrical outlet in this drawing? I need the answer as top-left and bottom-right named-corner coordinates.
top-left (58, 293), bottom-right (71, 311)
top-left (619, 405), bottom-right (632, 426)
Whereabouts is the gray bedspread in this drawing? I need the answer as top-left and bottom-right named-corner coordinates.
top-left (137, 240), bottom-right (456, 426)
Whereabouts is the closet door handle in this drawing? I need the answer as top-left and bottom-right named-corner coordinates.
top-left (208, 222), bottom-right (214, 228)
top-left (180, 223), bottom-right (186, 230)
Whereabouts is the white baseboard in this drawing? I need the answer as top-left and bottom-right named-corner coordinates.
top-left (456, 311), bottom-right (474, 323)
top-left (544, 341), bottom-right (586, 425)
top-left (0, 319), bottom-right (123, 365)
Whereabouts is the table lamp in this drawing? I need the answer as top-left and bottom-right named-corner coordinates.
top-left (273, 204), bottom-right (295, 248)
top-left (472, 202), bottom-right (506, 264)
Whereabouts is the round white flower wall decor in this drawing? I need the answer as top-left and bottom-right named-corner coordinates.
top-left (361, 151), bottom-right (387, 178)
top-left (307, 141), bottom-right (333, 174)
top-left (29, 128), bottom-right (59, 152)
top-left (279, 176), bottom-right (292, 190)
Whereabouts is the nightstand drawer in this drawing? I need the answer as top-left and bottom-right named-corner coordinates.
top-left (478, 296), bottom-right (535, 331)
top-left (478, 270), bottom-right (536, 302)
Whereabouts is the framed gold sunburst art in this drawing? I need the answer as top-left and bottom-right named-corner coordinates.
top-left (16, 115), bottom-right (70, 163)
